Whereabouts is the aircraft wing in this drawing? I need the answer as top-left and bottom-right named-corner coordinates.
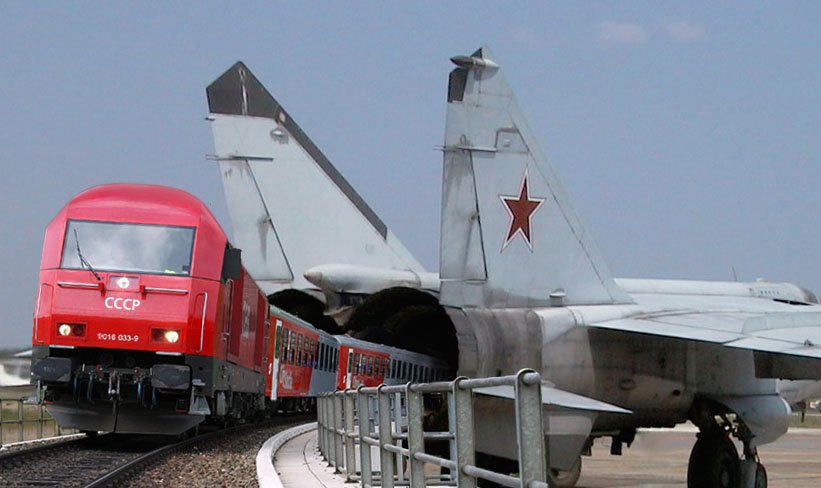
top-left (588, 310), bottom-right (821, 358)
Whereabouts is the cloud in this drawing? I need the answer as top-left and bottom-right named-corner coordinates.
top-left (663, 21), bottom-right (707, 42)
top-left (596, 21), bottom-right (647, 45)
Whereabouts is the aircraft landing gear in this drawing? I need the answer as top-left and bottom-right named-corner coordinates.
top-left (739, 442), bottom-right (768, 488)
top-left (687, 431), bottom-right (739, 488)
top-left (754, 463), bottom-right (767, 488)
top-left (687, 430), bottom-right (768, 488)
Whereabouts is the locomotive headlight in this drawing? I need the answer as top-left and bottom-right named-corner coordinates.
top-left (151, 328), bottom-right (181, 344)
top-left (58, 324), bottom-right (72, 336)
top-left (164, 330), bottom-right (180, 343)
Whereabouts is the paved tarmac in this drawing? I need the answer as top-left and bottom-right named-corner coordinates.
top-left (577, 428), bottom-right (821, 487)
top-left (274, 427), bottom-right (821, 488)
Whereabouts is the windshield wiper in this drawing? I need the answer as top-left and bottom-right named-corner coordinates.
top-left (73, 229), bottom-right (102, 282)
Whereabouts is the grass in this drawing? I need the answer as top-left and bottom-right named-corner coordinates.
top-left (789, 411), bottom-right (821, 429)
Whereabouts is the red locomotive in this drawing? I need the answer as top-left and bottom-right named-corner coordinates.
top-left (32, 184), bottom-right (446, 435)
top-left (32, 184), bottom-right (267, 434)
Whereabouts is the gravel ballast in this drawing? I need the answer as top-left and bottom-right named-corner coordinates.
top-left (122, 418), bottom-right (310, 488)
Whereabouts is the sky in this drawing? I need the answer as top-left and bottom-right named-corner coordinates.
top-left (1, 3), bottom-right (820, 347)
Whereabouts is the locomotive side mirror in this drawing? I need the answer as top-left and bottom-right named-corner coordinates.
top-left (222, 247), bottom-right (242, 281)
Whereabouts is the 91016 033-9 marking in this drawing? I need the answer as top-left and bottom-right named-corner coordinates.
top-left (97, 333), bottom-right (140, 342)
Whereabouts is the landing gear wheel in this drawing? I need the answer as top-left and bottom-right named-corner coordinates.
top-left (755, 463), bottom-right (767, 488)
top-left (547, 457), bottom-right (582, 488)
top-left (687, 432), bottom-right (740, 488)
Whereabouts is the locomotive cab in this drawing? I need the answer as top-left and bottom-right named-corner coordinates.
top-left (31, 184), bottom-right (268, 435)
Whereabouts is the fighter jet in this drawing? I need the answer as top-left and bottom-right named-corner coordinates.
top-left (206, 52), bottom-right (821, 488)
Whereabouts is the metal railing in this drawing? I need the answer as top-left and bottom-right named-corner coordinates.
top-left (0, 397), bottom-right (76, 446)
top-left (317, 369), bottom-right (548, 488)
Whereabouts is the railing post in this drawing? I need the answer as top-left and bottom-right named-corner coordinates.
top-left (344, 389), bottom-right (357, 482)
top-left (451, 378), bottom-right (476, 488)
top-left (317, 395), bottom-right (325, 458)
top-left (327, 395), bottom-right (337, 467)
top-left (334, 392), bottom-right (345, 473)
top-left (515, 370), bottom-right (546, 487)
top-left (406, 384), bottom-right (426, 488)
top-left (394, 391), bottom-right (406, 483)
top-left (37, 402), bottom-right (43, 440)
top-left (377, 385), bottom-right (395, 488)
top-left (357, 386), bottom-right (373, 488)
top-left (18, 400), bottom-right (23, 442)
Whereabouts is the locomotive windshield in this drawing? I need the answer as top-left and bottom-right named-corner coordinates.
top-left (60, 220), bottom-right (195, 275)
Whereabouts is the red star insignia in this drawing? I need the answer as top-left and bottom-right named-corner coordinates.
top-left (499, 169), bottom-right (545, 251)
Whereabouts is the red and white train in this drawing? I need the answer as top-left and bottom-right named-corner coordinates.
top-left (31, 184), bottom-right (447, 435)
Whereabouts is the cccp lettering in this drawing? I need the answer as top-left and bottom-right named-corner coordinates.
top-left (104, 297), bottom-right (141, 311)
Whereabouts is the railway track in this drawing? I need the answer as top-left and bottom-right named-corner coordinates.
top-left (0, 415), bottom-right (310, 487)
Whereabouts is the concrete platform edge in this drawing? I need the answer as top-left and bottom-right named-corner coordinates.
top-left (257, 421), bottom-right (318, 488)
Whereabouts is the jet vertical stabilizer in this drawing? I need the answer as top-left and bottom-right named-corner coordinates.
top-left (207, 63), bottom-right (427, 296)
top-left (441, 48), bottom-right (632, 308)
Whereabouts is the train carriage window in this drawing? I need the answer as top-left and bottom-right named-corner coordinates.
top-left (320, 343), bottom-right (327, 370)
top-left (286, 331), bottom-right (293, 364)
top-left (354, 353), bottom-right (361, 374)
top-left (297, 335), bottom-right (303, 366)
top-left (303, 338), bottom-right (310, 367)
top-left (281, 329), bottom-right (289, 361)
top-left (291, 333), bottom-right (297, 365)
top-left (304, 337), bottom-right (309, 367)
top-left (367, 356), bottom-right (373, 377)
top-left (309, 339), bottom-right (315, 368)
